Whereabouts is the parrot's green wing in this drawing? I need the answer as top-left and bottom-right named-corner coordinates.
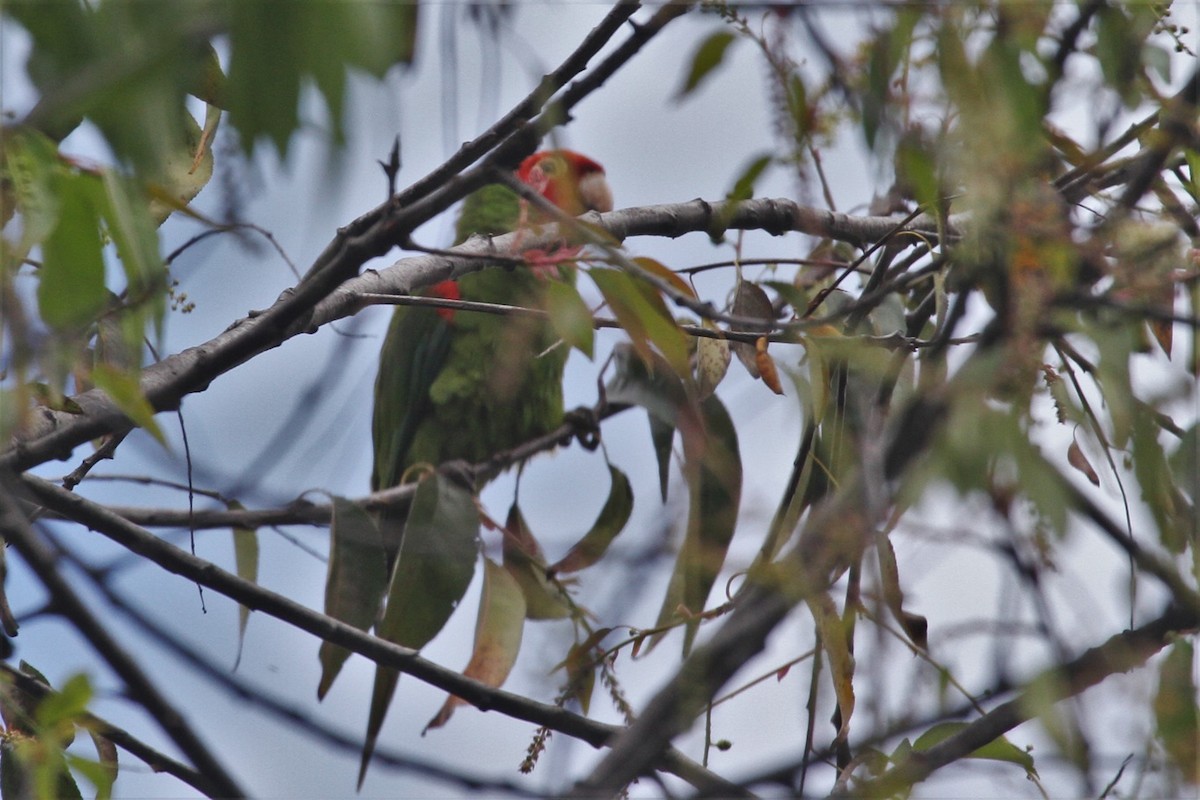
top-left (370, 304), bottom-right (454, 492)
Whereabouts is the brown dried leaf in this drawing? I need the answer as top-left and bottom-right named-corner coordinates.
top-left (1067, 440), bottom-right (1100, 486)
top-left (754, 336), bottom-right (784, 395)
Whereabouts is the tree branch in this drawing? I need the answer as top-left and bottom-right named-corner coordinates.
top-left (2, 192), bottom-right (950, 478)
top-left (0, 663), bottom-right (214, 797)
top-left (0, 476), bottom-right (246, 799)
top-left (15, 473), bottom-right (746, 797)
top-left (845, 603), bottom-right (1198, 798)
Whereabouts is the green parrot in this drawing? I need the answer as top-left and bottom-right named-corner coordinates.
top-left (371, 149), bottom-right (613, 493)
top-left (332, 150), bottom-right (611, 783)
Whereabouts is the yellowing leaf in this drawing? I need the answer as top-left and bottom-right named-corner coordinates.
top-left (808, 591), bottom-right (855, 740)
top-left (550, 465), bottom-right (634, 574)
top-left (227, 501), bottom-right (259, 651)
top-left (591, 267), bottom-right (690, 376)
top-left (632, 257), bottom-right (696, 299)
top-left (424, 560), bottom-right (525, 733)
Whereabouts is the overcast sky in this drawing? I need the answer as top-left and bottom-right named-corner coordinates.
top-left (3, 2), bottom-right (1198, 797)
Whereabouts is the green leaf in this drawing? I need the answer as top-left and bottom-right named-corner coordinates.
top-left (651, 394), bottom-right (742, 655)
top-left (89, 365), bottom-right (166, 446)
top-left (2, 129), bottom-right (62, 257)
top-left (1155, 638), bottom-right (1199, 784)
top-left (549, 465), bottom-right (634, 574)
top-left (544, 278), bottom-right (595, 359)
top-left (912, 722), bottom-right (1037, 776)
top-left (676, 30), bottom-right (737, 100)
top-left (591, 267), bottom-right (690, 376)
top-left (35, 674), bottom-right (91, 732)
top-left (362, 475), bottom-right (479, 784)
top-left (376, 475), bottom-right (480, 648)
top-left (226, 1), bottom-right (418, 155)
top-left (317, 497), bottom-right (388, 700)
top-left (64, 753), bottom-right (115, 800)
top-left (605, 343), bottom-right (705, 466)
top-left (726, 154), bottom-right (772, 203)
top-left (649, 415), bottom-right (675, 503)
top-left (38, 172), bottom-right (106, 330)
top-left (502, 503), bottom-right (572, 620)
top-left (424, 559), bottom-right (525, 733)
top-left (228, 502), bottom-right (259, 651)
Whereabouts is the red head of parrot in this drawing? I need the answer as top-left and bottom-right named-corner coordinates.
top-left (517, 150), bottom-right (614, 218)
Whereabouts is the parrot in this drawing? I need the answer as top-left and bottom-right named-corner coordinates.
top-left (371, 149), bottom-right (613, 493)
top-left (338, 150), bottom-right (612, 783)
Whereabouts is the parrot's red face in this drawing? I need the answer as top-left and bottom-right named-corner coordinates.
top-left (517, 150), bottom-right (613, 218)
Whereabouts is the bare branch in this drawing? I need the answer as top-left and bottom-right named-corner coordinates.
top-left (15, 472), bottom-right (746, 797)
top-left (0, 477), bottom-right (246, 799)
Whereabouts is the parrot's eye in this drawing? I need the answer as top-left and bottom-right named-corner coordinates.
top-left (539, 158), bottom-right (560, 174)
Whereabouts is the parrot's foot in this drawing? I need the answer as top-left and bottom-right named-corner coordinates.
top-left (524, 245), bottom-right (583, 280)
top-left (562, 406), bottom-right (601, 451)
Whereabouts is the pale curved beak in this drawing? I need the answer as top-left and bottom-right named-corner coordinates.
top-left (579, 172), bottom-right (614, 214)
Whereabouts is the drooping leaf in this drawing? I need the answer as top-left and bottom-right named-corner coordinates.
top-left (875, 535), bottom-right (928, 650)
top-left (754, 336), bottom-right (784, 395)
top-left (649, 414), bottom-right (675, 503)
top-left (606, 343), bottom-right (705, 466)
top-left (550, 465), bottom-right (634, 574)
top-left (555, 640), bottom-right (598, 715)
top-left (1066, 440), bottom-right (1100, 487)
top-left (676, 30), bottom-right (737, 99)
top-left (1132, 409), bottom-right (1187, 553)
top-left (591, 267), bottom-right (690, 376)
top-left (808, 591), bottom-right (855, 739)
top-left (317, 497), bottom-right (388, 700)
top-left (146, 103), bottom-right (218, 227)
top-left (424, 560), bottom-right (525, 733)
top-left (227, 501), bottom-right (259, 651)
top-left (912, 722), bottom-right (1037, 776)
top-left (544, 278), bottom-right (595, 359)
top-left (731, 280), bottom-right (775, 380)
top-left (1154, 638), bottom-right (1199, 784)
top-left (361, 475), bottom-right (479, 784)
top-left (2, 129), bottom-right (61, 256)
top-left (82, 730), bottom-right (118, 800)
top-left (89, 365), bottom-right (165, 446)
top-left (651, 394), bottom-right (742, 654)
top-left (38, 172), bottom-right (106, 331)
top-left (502, 503), bottom-right (572, 620)
top-left (695, 322), bottom-right (731, 400)
top-left (632, 257), bottom-right (697, 299)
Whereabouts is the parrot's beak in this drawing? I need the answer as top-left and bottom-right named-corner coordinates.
top-left (579, 171), bottom-right (614, 214)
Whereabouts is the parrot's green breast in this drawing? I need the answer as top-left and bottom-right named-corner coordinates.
top-left (406, 267), bottom-right (570, 469)
top-left (372, 180), bottom-right (572, 490)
